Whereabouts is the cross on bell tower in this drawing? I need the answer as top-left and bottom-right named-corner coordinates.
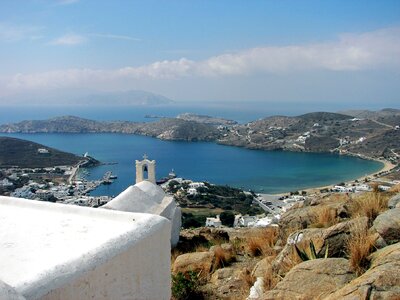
top-left (135, 154), bottom-right (156, 184)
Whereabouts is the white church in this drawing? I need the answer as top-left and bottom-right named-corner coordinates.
top-left (0, 155), bottom-right (181, 300)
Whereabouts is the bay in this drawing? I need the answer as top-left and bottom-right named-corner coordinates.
top-left (3, 133), bottom-right (382, 196)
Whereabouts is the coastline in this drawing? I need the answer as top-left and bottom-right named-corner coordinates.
top-left (270, 155), bottom-right (396, 197)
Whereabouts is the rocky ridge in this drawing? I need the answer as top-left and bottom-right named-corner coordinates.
top-left (171, 191), bottom-right (400, 299)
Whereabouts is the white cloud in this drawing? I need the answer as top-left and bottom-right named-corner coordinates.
top-left (0, 23), bottom-right (43, 42)
top-left (90, 33), bottom-right (141, 41)
top-left (49, 33), bottom-right (86, 45)
top-left (2, 27), bottom-right (400, 94)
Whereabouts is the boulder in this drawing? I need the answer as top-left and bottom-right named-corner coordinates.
top-left (198, 227), bottom-right (230, 242)
top-left (252, 256), bottom-right (274, 278)
top-left (372, 208), bottom-right (400, 244)
top-left (263, 258), bottom-right (355, 300)
top-left (172, 251), bottom-right (215, 275)
top-left (273, 217), bottom-right (368, 275)
top-left (210, 243), bottom-right (234, 255)
top-left (205, 265), bottom-right (253, 299)
top-left (324, 243), bottom-right (400, 299)
top-left (388, 193), bottom-right (400, 209)
top-left (279, 195), bottom-right (350, 229)
top-left (177, 228), bottom-right (229, 252)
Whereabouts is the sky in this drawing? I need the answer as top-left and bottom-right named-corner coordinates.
top-left (0, 0), bottom-right (399, 110)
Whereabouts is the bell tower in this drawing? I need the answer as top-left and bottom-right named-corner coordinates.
top-left (135, 154), bottom-right (156, 184)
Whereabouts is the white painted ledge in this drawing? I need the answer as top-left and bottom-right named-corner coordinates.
top-left (0, 196), bottom-right (171, 300)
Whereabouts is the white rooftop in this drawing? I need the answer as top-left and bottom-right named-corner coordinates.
top-left (0, 196), bottom-right (169, 299)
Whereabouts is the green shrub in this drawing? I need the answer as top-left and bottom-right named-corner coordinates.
top-left (171, 271), bottom-right (200, 300)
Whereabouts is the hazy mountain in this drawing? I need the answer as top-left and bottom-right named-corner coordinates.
top-left (79, 90), bottom-right (174, 106)
top-left (0, 90), bottom-right (174, 106)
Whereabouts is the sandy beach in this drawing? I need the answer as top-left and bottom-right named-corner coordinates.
top-left (264, 156), bottom-right (397, 197)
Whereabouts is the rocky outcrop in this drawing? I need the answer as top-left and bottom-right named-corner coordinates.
top-left (264, 258), bottom-right (355, 300)
top-left (172, 251), bottom-right (215, 275)
top-left (177, 228), bottom-right (229, 252)
top-left (324, 243), bottom-right (400, 299)
top-left (278, 196), bottom-right (350, 229)
top-left (207, 266), bottom-right (250, 298)
top-left (388, 193), bottom-right (400, 209)
top-left (273, 217), bottom-right (368, 275)
top-left (252, 256), bottom-right (274, 278)
top-left (372, 208), bottom-right (400, 244)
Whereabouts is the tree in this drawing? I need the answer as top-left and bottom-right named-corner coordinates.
top-left (220, 211), bottom-right (235, 227)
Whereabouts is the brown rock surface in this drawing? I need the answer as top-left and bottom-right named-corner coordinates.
top-left (273, 217), bottom-right (368, 275)
top-left (324, 243), bottom-right (400, 300)
top-left (372, 208), bottom-right (400, 244)
top-left (252, 256), bottom-right (275, 278)
top-left (279, 195), bottom-right (350, 229)
top-left (387, 193), bottom-right (400, 209)
top-left (172, 251), bottom-right (215, 275)
top-left (263, 258), bottom-right (355, 300)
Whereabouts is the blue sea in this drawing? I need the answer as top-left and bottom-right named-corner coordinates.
top-left (0, 105), bottom-right (383, 195)
top-left (3, 132), bottom-right (382, 196)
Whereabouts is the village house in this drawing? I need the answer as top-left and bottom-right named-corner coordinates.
top-left (187, 188), bottom-right (197, 195)
top-left (37, 148), bottom-right (50, 154)
top-left (234, 215), bottom-right (258, 227)
top-left (205, 215), bottom-right (222, 227)
top-left (0, 178), bottom-right (13, 188)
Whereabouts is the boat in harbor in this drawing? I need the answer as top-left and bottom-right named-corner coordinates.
top-left (102, 171), bottom-right (117, 185)
top-left (156, 169), bottom-right (177, 185)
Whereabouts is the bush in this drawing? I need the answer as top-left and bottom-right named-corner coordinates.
top-left (220, 211), bottom-right (235, 227)
top-left (171, 271), bottom-right (201, 300)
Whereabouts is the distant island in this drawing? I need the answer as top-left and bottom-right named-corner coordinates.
top-left (0, 136), bottom-right (97, 168)
top-left (0, 109), bottom-right (399, 165)
top-left (1, 89), bottom-right (175, 107)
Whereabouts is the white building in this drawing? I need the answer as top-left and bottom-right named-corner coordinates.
top-left (35, 189), bottom-right (52, 201)
top-left (189, 182), bottom-right (205, 189)
top-left (103, 155), bottom-right (181, 247)
top-left (187, 188), bottom-right (197, 195)
top-left (0, 178), bottom-right (13, 188)
top-left (205, 215), bottom-right (222, 227)
top-left (332, 185), bottom-right (354, 193)
top-left (11, 186), bottom-right (35, 199)
top-left (355, 184), bottom-right (371, 192)
top-left (234, 215), bottom-right (258, 227)
top-left (0, 196), bottom-right (171, 300)
top-left (37, 148), bottom-right (50, 154)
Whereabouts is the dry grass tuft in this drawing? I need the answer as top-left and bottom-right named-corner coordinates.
top-left (212, 246), bottom-right (236, 271)
top-left (247, 237), bottom-right (265, 257)
top-left (349, 192), bottom-right (389, 225)
top-left (310, 205), bottom-right (338, 228)
top-left (389, 183), bottom-right (400, 193)
top-left (347, 225), bottom-right (377, 276)
top-left (263, 270), bottom-right (281, 291)
top-left (239, 267), bottom-right (256, 297)
top-left (246, 227), bottom-right (279, 257)
top-left (194, 244), bottom-right (209, 253)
